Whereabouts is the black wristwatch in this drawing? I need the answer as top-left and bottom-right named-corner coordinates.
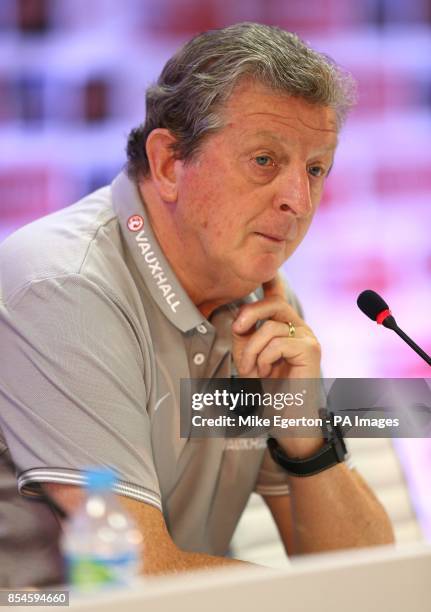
top-left (267, 411), bottom-right (347, 477)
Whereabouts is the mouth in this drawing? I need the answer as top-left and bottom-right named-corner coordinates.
top-left (254, 232), bottom-right (286, 244)
top-left (253, 219), bottom-right (299, 244)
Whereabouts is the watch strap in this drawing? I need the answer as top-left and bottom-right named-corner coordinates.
top-left (267, 423), bottom-right (347, 477)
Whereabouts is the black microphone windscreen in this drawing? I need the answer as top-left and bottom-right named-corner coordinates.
top-left (357, 289), bottom-right (389, 321)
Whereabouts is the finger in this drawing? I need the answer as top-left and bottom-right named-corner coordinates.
top-left (262, 273), bottom-right (286, 300)
top-left (232, 297), bottom-right (306, 335)
top-left (256, 336), bottom-right (321, 376)
top-left (238, 320), bottom-right (308, 375)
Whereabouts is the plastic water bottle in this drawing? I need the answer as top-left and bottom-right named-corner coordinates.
top-left (61, 467), bottom-right (143, 591)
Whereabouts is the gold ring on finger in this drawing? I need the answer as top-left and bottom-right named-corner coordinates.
top-left (287, 321), bottom-right (296, 337)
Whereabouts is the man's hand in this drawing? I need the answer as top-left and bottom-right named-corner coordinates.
top-left (231, 275), bottom-right (395, 553)
top-left (231, 274), bottom-right (323, 458)
top-left (231, 274), bottom-right (321, 380)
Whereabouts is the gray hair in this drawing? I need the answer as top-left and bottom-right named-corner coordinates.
top-left (126, 22), bottom-right (356, 180)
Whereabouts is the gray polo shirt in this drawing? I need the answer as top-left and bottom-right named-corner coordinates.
top-left (0, 171), bottom-right (301, 587)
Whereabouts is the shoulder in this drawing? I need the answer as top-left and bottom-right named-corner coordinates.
top-left (0, 185), bottom-right (122, 305)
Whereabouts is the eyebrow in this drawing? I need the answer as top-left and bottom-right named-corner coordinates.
top-left (246, 130), bottom-right (338, 153)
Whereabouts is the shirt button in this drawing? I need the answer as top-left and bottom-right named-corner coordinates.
top-left (193, 353), bottom-right (206, 365)
top-left (197, 324), bottom-right (207, 334)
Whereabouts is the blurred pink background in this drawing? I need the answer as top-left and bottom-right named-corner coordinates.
top-left (0, 0), bottom-right (429, 537)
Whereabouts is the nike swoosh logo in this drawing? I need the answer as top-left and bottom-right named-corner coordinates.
top-left (154, 392), bottom-right (171, 412)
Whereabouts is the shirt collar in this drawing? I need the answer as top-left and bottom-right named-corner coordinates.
top-left (111, 171), bottom-right (207, 333)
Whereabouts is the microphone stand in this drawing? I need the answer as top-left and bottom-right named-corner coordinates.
top-left (382, 315), bottom-right (431, 367)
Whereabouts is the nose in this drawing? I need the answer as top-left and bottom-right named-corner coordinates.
top-left (273, 163), bottom-right (313, 218)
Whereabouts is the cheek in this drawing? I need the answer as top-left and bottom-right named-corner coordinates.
top-left (201, 205), bottom-right (246, 255)
top-left (179, 192), bottom-right (228, 245)
top-left (310, 181), bottom-right (325, 204)
top-left (205, 209), bottom-right (231, 243)
top-left (179, 158), bottom-right (245, 243)
top-left (300, 214), bottom-right (314, 239)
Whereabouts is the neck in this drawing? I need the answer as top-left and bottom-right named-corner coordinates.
top-left (138, 182), bottom-right (257, 318)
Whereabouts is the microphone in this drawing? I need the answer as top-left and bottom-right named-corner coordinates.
top-left (357, 289), bottom-right (431, 367)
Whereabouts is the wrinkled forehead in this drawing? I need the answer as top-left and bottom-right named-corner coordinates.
top-left (218, 78), bottom-right (339, 141)
top-left (213, 100), bottom-right (337, 160)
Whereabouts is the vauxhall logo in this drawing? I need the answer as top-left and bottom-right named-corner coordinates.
top-left (135, 230), bottom-right (180, 313)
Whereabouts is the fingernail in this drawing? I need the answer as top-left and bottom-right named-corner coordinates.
top-left (233, 316), bottom-right (245, 331)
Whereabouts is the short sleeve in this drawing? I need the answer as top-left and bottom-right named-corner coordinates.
top-left (0, 273), bottom-right (162, 512)
top-left (254, 447), bottom-right (291, 496)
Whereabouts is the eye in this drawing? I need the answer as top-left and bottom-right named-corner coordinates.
top-left (254, 155), bottom-right (274, 167)
top-left (308, 165), bottom-right (325, 178)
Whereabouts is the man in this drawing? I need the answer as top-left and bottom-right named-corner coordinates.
top-left (0, 23), bottom-right (394, 587)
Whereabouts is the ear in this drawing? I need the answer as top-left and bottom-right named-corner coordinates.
top-left (145, 128), bottom-right (181, 202)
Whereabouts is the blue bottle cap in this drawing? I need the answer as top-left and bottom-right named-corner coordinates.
top-left (84, 467), bottom-right (117, 492)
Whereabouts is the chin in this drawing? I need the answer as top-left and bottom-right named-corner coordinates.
top-left (237, 259), bottom-right (280, 286)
